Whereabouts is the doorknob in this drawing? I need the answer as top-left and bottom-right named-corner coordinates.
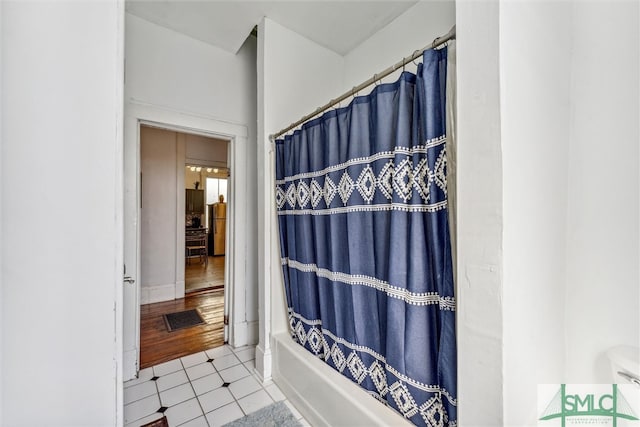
top-left (124, 276), bottom-right (135, 284)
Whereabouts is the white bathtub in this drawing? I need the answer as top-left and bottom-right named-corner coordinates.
top-left (271, 332), bottom-right (412, 427)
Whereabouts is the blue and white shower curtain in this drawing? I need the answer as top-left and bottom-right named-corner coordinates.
top-left (274, 48), bottom-right (457, 427)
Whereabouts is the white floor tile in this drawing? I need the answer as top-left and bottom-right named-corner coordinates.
top-left (156, 370), bottom-right (189, 392)
top-left (124, 394), bottom-right (161, 425)
top-left (242, 360), bottom-right (255, 373)
top-left (159, 382), bottom-right (196, 407)
top-left (165, 398), bottom-right (204, 427)
top-left (124, 367), bottom-right (154, 389)
top-left (181, 351), bottom-right (209, 368)
top-left (231, 345), bottom-right (252, 353)
top-left (264, 383), bottom-right (286, 402)
top-left (217, 364), bottom-right (250, 383)
top-left (124, 352), bottom-right (305, 427)
top-left (124, 412), bottom-right (162, 427)
top-left (186, 362), bottom-right (216, 381)
top-left (205, 345), bottom-right (234, 359)
top-left (205, 402), bottom-right (244, 427)
top-left (284, 400), bottom-right (304, 420)
top-left (178, 415), bottom-right (209, 427)
top-left (191, 372), bottom-right (224, 396)
top-left (236, 389), bottom-right (273, 415)
top-left (124, 380), bottom-right (157, 405)
top-left (153, 358), bottom-right (183, 377)
top-left (198, 387), bottom-right (235, 414)
top-left (233, 347), bottom-right (255, 363)
top-left (228, 375), bottom-right (262, 400)
top-left (212, 353), bottom-right (241, 371)
top-left (260, 378), bottom-right (275, 388)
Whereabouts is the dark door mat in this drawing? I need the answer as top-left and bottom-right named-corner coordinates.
top-left (163, 309), bottom-right (205, 332)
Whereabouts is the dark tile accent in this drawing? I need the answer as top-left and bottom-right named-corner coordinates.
top-left (151, 376), bottom-right (160, 381)
top-left (157, 406), bottom-right (168, 414)
top-left (207, 358), bottom-right (214, 363)
top-left (222, 382), bottom-right (231, 388)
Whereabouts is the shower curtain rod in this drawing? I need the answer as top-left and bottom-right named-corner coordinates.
top-left (270, 25), bottom-right (456, 141)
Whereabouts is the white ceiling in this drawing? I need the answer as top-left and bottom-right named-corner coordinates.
top-left (125, 1), bottom-right (418, 55)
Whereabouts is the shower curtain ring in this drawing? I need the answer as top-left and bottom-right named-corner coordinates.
top-left (412, 50), bottom-right (421, 67)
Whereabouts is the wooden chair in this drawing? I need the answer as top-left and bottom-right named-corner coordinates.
top-left (185, 230), bottom-right (208, 265)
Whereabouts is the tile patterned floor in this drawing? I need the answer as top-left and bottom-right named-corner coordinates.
top-left (124, 345), bottom-right (309, 427)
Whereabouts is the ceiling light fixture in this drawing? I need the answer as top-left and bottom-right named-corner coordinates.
top-left (213, 168), bottom-right (219, 173)
top-left (196, 167), bottom-right (202, 172)
top-left (207, 168), bottom-right (212, 173)
top-left (190, 166), bottom-right (196, 172)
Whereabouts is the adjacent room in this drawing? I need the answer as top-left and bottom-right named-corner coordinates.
top-left (137, 124), bottom-right (230, 369)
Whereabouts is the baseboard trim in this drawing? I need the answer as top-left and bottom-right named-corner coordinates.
top-left (255, 343), bottom-right (273, 382)
top-left (175, 280), bottom-right (185, 299)
top-left (140, 283), bottom-right (176, 304)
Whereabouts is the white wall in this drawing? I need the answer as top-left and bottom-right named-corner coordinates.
top-left (140, 126), bottom-right (183, 302)
top-left (260, 19), bottom-right (345, 137)
top-left (126, 14), bottom-right (255, 127)
top-left (185, 134), bottom-right (228, 167)
top-left (564, 0), bottom-right (639, 383)
top-left (343, 1), bottom-right (455, 88)
top-left (456, 1), bottom-right (505, 424)
top-left (125, 13), bottom-right (258, 330)
top-left (1, 2), bottom-right (122, 425)
top-left (455, 2), bottom-right (640, 424)
top-left (499, 2), bottom-right (573, 424)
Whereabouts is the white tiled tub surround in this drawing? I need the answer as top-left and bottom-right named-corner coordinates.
top-left (124, 345), bottom-right (309, 427)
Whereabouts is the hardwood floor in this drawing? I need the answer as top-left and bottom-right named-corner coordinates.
top-left (140, 289), bottom-right (225, 369)
top-left (185, 255), bottom-right (224, 293)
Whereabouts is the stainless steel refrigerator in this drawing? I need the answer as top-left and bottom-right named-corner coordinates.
top-left (208, 201), bottom-right (226, 256)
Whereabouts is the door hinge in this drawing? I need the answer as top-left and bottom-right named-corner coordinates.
top-left (224, 315), bottom-right (229, 325)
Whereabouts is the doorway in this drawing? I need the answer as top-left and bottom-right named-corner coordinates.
top-left (123, 102), bottom-right (254, 380)
top-left (137, 125), bottom-right (229, 367)
top-left (184, 169), bottom-right (229, 294)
